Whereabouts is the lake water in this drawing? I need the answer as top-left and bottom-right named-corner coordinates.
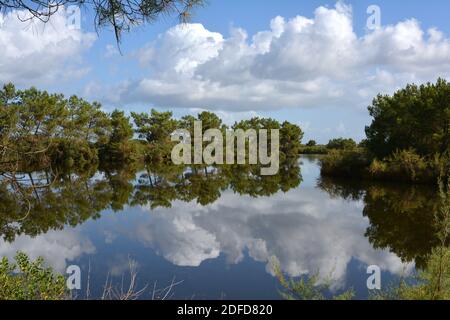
top-left (0, 155), bottom-right (438, 299)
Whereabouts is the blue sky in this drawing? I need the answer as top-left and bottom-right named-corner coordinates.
top-left (1, 0), bottom-right (450, 143)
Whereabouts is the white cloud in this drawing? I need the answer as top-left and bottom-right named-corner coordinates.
top-left (97, 2), bottom-right (450, 111)
top-left (105, 44), bottom-right (120, 58)
top-left (0, 230), bottom-right (95, 272)
top-left (0, 8), bottom-right (96, 86)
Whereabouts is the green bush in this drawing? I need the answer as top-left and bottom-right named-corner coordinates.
top-left (0, 252), bottom-right (67, 300)
top-left (320, 149), bottom-right (371, 178)
top-left (321, 148), bottom-right (447, 184)
top-left (368, 149), bottom-right (445, 183)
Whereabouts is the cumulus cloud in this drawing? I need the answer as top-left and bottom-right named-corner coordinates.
top-left (0, 8), bottom-right (96, 86)
top-left (130, 185), bottom-right (412, 288)
top-left (97, 2), bottom-right (450, 111)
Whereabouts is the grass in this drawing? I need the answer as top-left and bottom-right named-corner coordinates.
top-left (0, 254), bottom-right (183, 300)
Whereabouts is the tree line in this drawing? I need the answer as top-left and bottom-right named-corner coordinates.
top-left (300, 138), bottom-right (359, 154)
top-left (0, 83), bottom-right (303, 173)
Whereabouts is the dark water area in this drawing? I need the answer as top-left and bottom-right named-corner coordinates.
top-left (0, 155), bottom-right (439, 299)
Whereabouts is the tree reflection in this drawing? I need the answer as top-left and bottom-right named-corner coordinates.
top-left (318, 177), bottom-right (445, 269)
top-left (132, 160), bottom-right (302, 208)
top-left (0, 159), bottom-right (302, 242)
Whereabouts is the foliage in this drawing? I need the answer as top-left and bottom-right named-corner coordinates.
top-left (0, 84), bottom-right (305, 242)
top-left (0, 0), bottom-right (205, 45)
top-left (321, 148), bottom-right (447, 184)
top-left (372, 176), bottom-right (450, 300)
top-left (326, 138), bottom-right (357, 150)
top-left (320, 149), bottom-right (371, 178)
top-left (0, 158), bottom-right (301, 241)
top-left (228, 117), bottom-right (303, 161)
top-left (1, 84), bottom-right (305, 172)
top-left (367, 149), bottom-right (445, 183)
top-left (280, 121), bottom-right (304, 159)
top-left (320, 79), bottom-right (450, 184)
top-left (99, 110), bottom-right (142, 163)
top-left (50, 138), bottom-right (99, 170)
top-left (0, 252), bottom-right (67, 300)
top-left (131, 109), bottom-right (178, 163)
top-left (299, 144), bottom-right (328, 155)
top-left (391, 247), bottom-right (450, 300)
top-left (273, 260), bottom-right (354, 300)
top-left (318, 176), bottom-right (445, 269)
top-left (278, 174), bottom-right (450, 300)
top-left (0, 84), bottom-right (114, 171)
top-left (306, 140), bottom-right (317, 147)
top-left (365, 78), bottom-right (450, 159)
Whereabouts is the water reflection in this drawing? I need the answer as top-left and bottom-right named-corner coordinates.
top-left (318, 177), bottom-right (442, 269)
top-left (130, 187), bottom-right (412, 284)
top-left (0, 160), bottom-right (301, 242)
top-left (0, 157), bottom-right (439, 298)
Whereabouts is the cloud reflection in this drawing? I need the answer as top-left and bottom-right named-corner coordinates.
top-left (0, 230), bottom-right (95, 272)
top-left (132, 187), bottom-right (413, 287)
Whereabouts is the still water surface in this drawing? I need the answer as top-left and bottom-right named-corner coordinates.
top-left (1, 156), bottom-right (438, 299)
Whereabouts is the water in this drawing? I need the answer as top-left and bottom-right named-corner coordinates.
top-left (0, 156), bottom-right (438, 299)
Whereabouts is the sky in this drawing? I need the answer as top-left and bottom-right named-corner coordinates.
top-left (1, 0), bottom-right (450, 143)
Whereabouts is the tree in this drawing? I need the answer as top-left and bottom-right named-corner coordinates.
top-left (100, 109), bottom-right (136, 162)
top-left (326, 138), bottom-right (357, 150)
top-left (306, 140), bottom-right (317, 147)
top-left (365, 78), bottom-right (450, 159)
top-left (0, 84), bottom-right (67, 169)
top-left (0, 0), bottom-right (205, 45)
top-left (109, 109), bottom-right (134, 144)
top-left (132, 109), bottom-right (177, 144)
top-left (132, 109), bottom-right (178, 162)
top-left (280, 121), bottom-right (303, 158)
top-left (65, 97), bottom-right (110, 144)
top-left (0, 84), bottom-right (113, 170)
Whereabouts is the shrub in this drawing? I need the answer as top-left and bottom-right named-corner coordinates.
top-left (368, 149), bottom-right (442, 183)
top-left (0, 252), bottom-right (67, 300)
top-left (321, 148), bottom-right (447, 184)
top-left (320, 149), bottom-right (371, 178)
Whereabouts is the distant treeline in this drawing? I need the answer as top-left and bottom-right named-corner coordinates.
top-left (300, 138), bottom-right (360, 154)
top-left (320, 78), bottom-right (450, 184)
top-left (0, 83), bottom-right (303, 172)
